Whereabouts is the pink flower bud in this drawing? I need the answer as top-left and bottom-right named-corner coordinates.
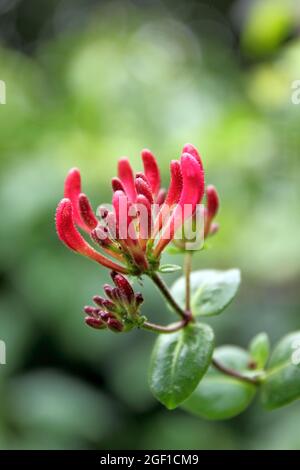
top-left (78, 193), bottom-right (98, 230)
top-left (206, 185), bottom-right (219, 220)
top-left (85, 316), bottom-right (106, 329)
top-left (141, 149), bottom-right (161, 197)
top-left (118, 157), bottom-right (137, 203)
top-left (111, 177), bottom-right (125, 193)
top-left (135, 177), bottom-right (154, 204)
top-left (55, 199), bottom-right (127, 273)
top-left (107, 317), bottom-right (123, 332)
top-left (111, 272), bottom-right (135, 305)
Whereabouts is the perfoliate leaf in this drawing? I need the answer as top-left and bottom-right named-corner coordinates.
top-left (182, 346), bottom-right (257, 420)
top-left (159, 264), bottom-right (182, 274)
top-left (171, 269), bottom-right (241, 317)
top-left (149, 323), bottom-right (214, 410)
top-left (249, 332), bottom-right (270, 369)
top-left (261, 331), bottom-right (300, 410)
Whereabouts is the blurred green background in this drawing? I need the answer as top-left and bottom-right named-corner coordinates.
top-left (0, 0), bottom-right (300, 450)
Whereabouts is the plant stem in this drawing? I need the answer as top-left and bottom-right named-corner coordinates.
top-left (150, 272), bottom-right (190, 320)
top-left (142, 318), bottom-right (189, 334)
top-left (184, 252), bottom-right (193, 312)
top-left (212, 358), bottom-right (261, 385)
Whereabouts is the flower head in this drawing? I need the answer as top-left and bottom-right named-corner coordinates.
top-left (84, 272), bottom-right (144, 332)
top-left (55, 144), bottom-right (218, 274)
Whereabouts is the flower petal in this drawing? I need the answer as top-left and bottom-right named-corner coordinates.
top-left (64, 168), bottom-right (90, 231)
top-left (118, 157), bottom-right (137, 202)
top-left (141, 149), bottom-right (161, 197)
top-left (154, 154), bottom-right (205, 256)
top-left (56, 198), bottom-right (128, 273)
top-left (78, 193), bottom-right (98, 230)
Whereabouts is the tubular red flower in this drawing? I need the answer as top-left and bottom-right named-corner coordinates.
top-left (182, 143), bottom-right (203, 168)
top-left (205, 185), bottom-right (220, 237)
top-left (78, 193), bottom-right (98, 230)
top-left (85, 317), bottom-right (106, 329)
top-left (111, 177), bottom-right (125, 193)
top-left (118, 157), bottom-right (137, 203)
top-left (206, 185), bottom-right (219, 220)
top-left (152, 160), bottom-right (182, 238)
top-left (64, 168), bottom-right (90, 231)
top-left (55, 198), bottom-right (128, 273)
top-left (135, 177), bottom-right (154, 204)
top-left (136, 194), bottom-right (152, 246)
top-left (141, 149), bottom-right (161, 197)
top-left (154, 154), bottom-right (205, 257)
top-left (156, 188), bottom-right (166, 206)
top-left (165, 160), bottom-right (183, 206)
top-left (111, 271), bottom-right (135, 305)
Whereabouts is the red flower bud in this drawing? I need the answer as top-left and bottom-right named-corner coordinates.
top-left (111, 272), bottom-right (135, 305)
top-left (112, 177), bottom-right (125, 193)
top-left (78, 193), bottom-right (98, 230)
top-left (84, 306), bottom-right (100, 317)
top-left (135, 177), bottom-right (154, 204)
top-left (206, 185), bottom-right (219, 220)
top-left (118, 157), bottom-right (137, 203)
top-left (154, 154), bottom-right (205, 256)
top-left (182, 143), bottom-right (203, 169)
top-left (56, 199), bottom-right (128, 273)
top-left (141, 149), bottom-right (161, 197)
top-left (107, 317), bottom-right (123, 332)
top-left (85, 316), bottom-right (106, 329)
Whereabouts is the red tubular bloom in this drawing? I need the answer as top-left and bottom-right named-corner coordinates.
top-left (111, 271), bottom-right (135, 305)
top-left (55, 198), bottom-right (128, 273)
top-left (154, 154), bottom-right (205, 257)
top-left (182, 143), bottom-right (203, 168)
top-left (118, 158), bottom-right (137, 202)
top-left (64, 168), bottom-right (89, 232)
top-left (141, 149), bottom-right (161, 198)
top-left (152, 160), bottom-right (183, 237)
top-left (111, 177), bottom-right (125, 193)
top-left (78, 193), bottom-right (98, 230)
top-left (205, 185), bottom-right (220, 237)
top-left (56, 143), bottom-right (217, 278)
top-left (135, 177), bottom-right (154, 204)
top-left (206, 185), bottom-right (219, 219)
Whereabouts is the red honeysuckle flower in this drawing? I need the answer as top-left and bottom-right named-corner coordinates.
top-left (55, 143), bottom-right (218, 274)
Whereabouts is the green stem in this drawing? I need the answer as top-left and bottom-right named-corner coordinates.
top-left (212, 358), bottom-right (261, 385)
top-left (184, 252), bottom-right (193, 312)
top-left (142, 318), bottom-right (189, 334)
top-left (150, 272), bottom-right (190, 321)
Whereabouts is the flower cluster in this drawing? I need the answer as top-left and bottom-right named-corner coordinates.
top-left (55, 144), bottom-right (218, 276)
top-left (84, 272), bottom-right (144, 332)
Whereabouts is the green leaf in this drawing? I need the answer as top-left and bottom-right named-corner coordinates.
top-left (261, 331), bottom-right (300, 410)
top-left (182, 346), bottom-right (257, 420)
top-left (249, 332), bottom-right (270, 369)
top-left (171, 269), bottom-right (241, 317)
top-left (159, 264), bottom-right (182, 274)
top-left (149, 323), bottom-right (214, 410)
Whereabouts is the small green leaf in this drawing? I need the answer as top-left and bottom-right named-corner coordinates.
top-left (261, 331), bottom-right (300, 410)
top-left (171, 269), bottom-right (241, 317)
top-left (159, 264), bottom-right (182, 274)
top-left (149, 323), bottom-right (214, 410)
top-left (249, 332), bottom-right (270, 369)
top-left (182, 346), bottom-right (257, 420)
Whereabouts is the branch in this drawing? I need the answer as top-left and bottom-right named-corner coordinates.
top-left (184, 252), bottom-right (193, 312)
top-left (142, 318), bottom-right (189, 334)
top-left (150, 271), bottom-right (190, 320)
top-left (212, 358), bottom-right (261, 385)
